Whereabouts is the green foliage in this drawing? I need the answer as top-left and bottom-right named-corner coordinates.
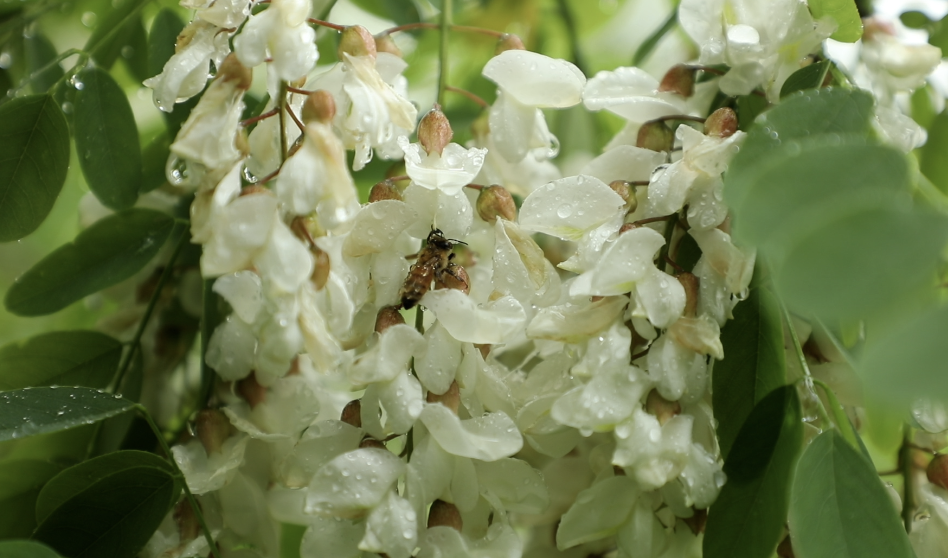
top-left (0, 540), bottom-right (63, 557)
top-left (920, 110), bottom-right (948, 194)
top-left (631, 8), bottom-right (676, 66)
top-left (0, 330), bottom-right (122, 391)
top-left (735, 94), bottom-right (769, 132)
top-left (789, 430), bottom-right (913, 558)
top-left (140, 132), bottom-right (172, 193)
top-left (84, 0), bottom-right (149, 71)
top-left (0, 386), bottom-right (136, 442)
top-left (712, 287), bottom-right (786, 459)
top-left (74, 67), bottom-right (142, 210)
top-left (780, 60), bottom-right (831, 98)
top-left (0, 94), bottom-right (70, 242)
top-left (23, 33), bottom-right (63, 94)
top-left (808, 0), bottom-right (862, 42)
top-left (147, 9), bottom-right (184, 80)
top-left (704, 385), bottom-right (802, 558)
top-left (0, 460), bottom-right (63, 538)
top-left (33, 460), bottom-right (180, 558)
top-left (349, 0), bottom-right (420, 25)
top-left (5, 209), bottom-right (175, 316)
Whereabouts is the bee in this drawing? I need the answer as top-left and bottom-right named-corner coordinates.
top-left (399, 229), bottom-right (466, 309)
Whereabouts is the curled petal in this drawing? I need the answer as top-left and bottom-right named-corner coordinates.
top-left (419, 404), bottom-right (523, 461)
top-left (421, 289), bottom-right (526, 345)
top-left (305, 448), bottom-right (406, 518)
top-left (519, 175), bottom-right (625, 240)
top-left (483, 50), bottom-right (586, 107)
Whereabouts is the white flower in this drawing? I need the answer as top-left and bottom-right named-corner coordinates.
top-left (613, 409), bottom-right (693, 489)
top-left (583, 66), bottom-right (689, 122)
top-left (862, 29), bottom-right (942, 96)
top-left (418, 403), bottom-right (523, 462)
top-left (172, 434), bottom-right (249, 494)
top-left (144, 20), bottom-right (230, 112)
top-left (420, 289), bottom-right (526, 345)
top-left (399, 137), bottom-right (487, 196)
top-left (233, 0), bottom-right (318, 81)
top-left (181, 0), bottom-right (250, 28)
top-left (305, 448), bottom-right (406, 517)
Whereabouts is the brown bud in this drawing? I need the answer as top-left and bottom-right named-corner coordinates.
top-left (312, 246), bottom-right (330, 290)
top-left (359, 437), bottom-right (386, 449)
top-left (646, 389), bottom-right (681, 425)
top-left (704, 107), bottom-right (738, 138)
top-left (375, 306), bottom-right (406, 333)
top-left (302, 90), bottom-right (336, 124)
top-left (684, 508), bottom-right (708, 535)
top-left (173, 499), bottom-right (201, 543)
top-left (608, 180), bottom-right (638, 213)
top-left (435, 264), bottom-right (470, 295)
top-left (195, 409), bottom-right (231, 455)
top-left (369, 180), bottom-right (403, 202)
top-left (777, 534), bottom-right (795, 558)
top-left (476, 184), bottom-right (517, 223)
top-left (217, 54), bottom-right (253, 90)
top-left (418, 106), bottom-right (454, 156)
top-left (927, 454), bottom-right (948, 490)
top-left (637, 121), bottom-right (674, 152)
top-left (658, 64), bottom-right (696, 97)
top-left (341, 399), bottom-right (363, 428)
top-left (495, 33), bottom-right (525, 55)
top-left (427, 500), bottom-right (463, 531)
top-left (338, 25), bottom-right (377, 59)
top-left (678, 272), bottom-right (699, 317)
top-left (619, 222), bottom-right (637, 235)
top-left (374, 34), bottom-right (403, 57)
top-left (426, 380), bottom-right (460, 415)
top-left (237, 372), bottom-right (267, 409)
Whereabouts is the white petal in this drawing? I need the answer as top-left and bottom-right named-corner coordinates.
top-left (252, 218), bottom-right (314, 292)
top-left (670, 315), bottom-right (724, 360)
top-left (400, 138), bottom-right (487, 195)
top-left (419, 404), bottom-right (523, 461)
top-left (473, 458), bottom-right (549, 514)
top-left (580, 145), bottom-right (665, 183)
top-left (350, 324), bottom-right (425, 385)
top-left (206, 316), bottom-right (257, 381)
top-left (555, 475), bottom-right (639, 549)
top-left (526, 296), bottom-right (627, 344)
top-left (306, 448), bottom-right (406, 518)
top-left (433, 189), bottom-right (474, 241)
top-left (378, 372), bottom-right (424, 435)
top-left (492, 219), bottom-right (544, 306)
top-left (519, 175), bottom-right (624, 240)
top-left (646, 334), bottom-right (707, 402)
top-left (213, 271), bottom-right (263, 323)
top-left (569, 227), bottom-right (666, 297)
top-left (613, 410), bottom-right (693, 489)
top-left (583, 67), bottom-right (687, 120)
top-left (680, 443), bottom-right (724, 509)
top-left (690, 228), bottom-right (756, 294)
top-left (270, 24), bottom-right (318, 82)
top-left (483, 50), bottom-right (585, 107)
top-left (488, 91), bottom-right (542, 163)
top-left (634, 266), bottom-right (686, 329)
top-left (343, 200), bottom-right (418, 257)
top-left (300, 515), bottom-right (364, 558)
top-left (359, 491), bottom-right (418, 558)
top-left (416, 322), bottom-right (463, 395)
top-left (201, 196), bottom-right (278, 277)
top-left (551, 363), bottom-right (651, 431)
top-left (172, 435), bottom-right (248, 494)
top-left (280, 420), bottom-right (363, 487)
top-left (418, 526), bottom-right (470, 558)
top-left (420, 290), bottom-right (526, 345)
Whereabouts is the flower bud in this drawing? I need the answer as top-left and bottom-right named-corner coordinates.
top-left (341, 399), bottom-right (363, 428)
top-left (369, 180), bottom-right (403, 202)
top-left (374, 34), bottom-right (403, 57)
top-left (927, 454), bottom-right (948, 490)
top-left (338, 25), bottom-right (377, 59)
top-left (237, 372), bottom-right (267, 409)
top-left (427, 500), bottom-right (463, 531)
top-left (637, 121), bottom-right (674, 152)
top-left (435, 264), bottom-right (470, 295)
top-left (418, 106), bottom-right (454, 156)
top-left (302, 90), bottom-right (336, 124)
top-left (359, 437), bottom-right (386, 449)
top-left (217, 54), bottom-right (253, 90)
top-left (608, 180), bottom-right (637, 213)
top-left (195, 409), bottom-right (231, 455)
top-left (375, 306), bottom-right (406, 333)
top-left (704, 107), bottom-right (738, 138)
top-left (678, 272), bottom-right (699, 317)
top-left (495, 33), bottom-right (525, 54)
top-left (476, 184), bottom-right (517, 223)
top-left (426, 380), bottom-right (460, 414)
top-left (658, 64), bottom-right (696, 97)
top-left (173, 499), bottom-right (201, 543)
top-left (646, 389), bottom-right (681, 425)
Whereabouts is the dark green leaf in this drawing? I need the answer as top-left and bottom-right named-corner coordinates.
top-left (141, 132), bottom-right (171, 193)
top-left (930, 15), bottom-right (948, 52)
top-left (735, 94), bottom-right (769, 132)
top-left (0, 331), bottom-right (122, 391)
top-left (704, 385), bottom-right (803, 558)
top-left (349, 0), bottom-right (419, 25)
top-left (900, 10), bottom-right (932, 29)
top-left (911, 85), bottom-right (937, 130)
top-left (713, 287), bottom-right (786, 459)
top-left (921, 110), bottom-right (948, 194)
top-left (92, 350), bottom-right (143, 456)
top-left (24, 33), bottom-right (63, 94)
top-left (0, 460), bottom-right (62, 538)
top-left (33, 465), bottom-right (179, 558)
top-left (0, 540), bottom-right (63, 558)
top-left (120, 17), bottom-right (149, 83)
top-left (84, 0), bottom-right (149, 70)
top-left (0, 386), bottom-right (136, 442)
top-left (35, 450), bottom-right (174, 524)
top-left (5, 208), bottom-right (175, 316)
top-left (780, 60), bottom-right (831, 98)
top-left (809, 0), bottom-right (863, 42)
top-left (280, 523), bottom-right (306, 558)
top-left (0, 94), bottom-right (70, 242)
top-left (632, 8), bottom-right (677, 66)
top-left (74, 67), bottom-right (142, 210)
top-left (789, 430), bottom-right (913, 558)
top-left (147, 8), bottom-right (185, 79)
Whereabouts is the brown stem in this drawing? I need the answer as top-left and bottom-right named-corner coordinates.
top-left (287, 86), bottom-right (313, 95)
top-left (464, 183), bottom-right (486, 191)
top-left (664, 255), bottom-right (684, 274)
top-left (378, 22), bottom-right (503, 38)
top-left (446, 85), bottom-right (489, 109)
top-left (632, 214), bottom-right (675, 226)
top-left (286, 104), bottom-right (306, 133)
top-left (686, 64), bottom-right (725, 76)
top-left (648, 114), bottom-right (706, 124)
top-left (240, 107), bottom-right (279, 127)
top-left (631, 348), bottom-right (649, 362)
top-left (307, 17), bottom-right (345, 31)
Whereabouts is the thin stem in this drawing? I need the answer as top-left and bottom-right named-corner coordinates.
top-left (437, 0), bottom-right (452, 107)
top-left (901, 424), bottom-right (915, 533)
top-left (648, 114), bottom-right (707, 124)
top-left (630, 348), bottom-right (649, 362)
top-left (664, 255), bottom-right (684, 274)
top-left (286, 86), bottom-right (312, 95)
top-left (414, 306), bottom-right (425, 336)
top-left (445, 85), bottom-right (489, 109)
top-left (464, 183), bottom-right (485, 191)
top-left (687, 64), bottom-right (726, 76)
top-left (379, 22), bottom-right (437, 36)
top-left (780, 301), bottom-right (833, 427)
top-left (307, 17), bottom-right (345, 31)
top-left (378, 22), bottom-right (503, 38)
top-left (137, 406), bottom-right (222, 558)
top-left (113, 228), bottom-right (189, 391)
top-left (12, 48), bottom-right (84, 95)
top-left (629, 180), bottom-right (650, 186)
top-left (278, 81), bottom-right (289, 161)
top-left (450, 24), bottom-right (503, 38)
top-left (656, 216), bottom-right (677, 273)
top-left (387, 175), bottom-right (410, 182)
top-left (633, 214), bottom-right (675, 226)
top-left (240, 107), bottom-right (279, 127)
top-left (286, 104), bottom-right (306, 133)
top-left (554, 0), bottom-right (588, 76)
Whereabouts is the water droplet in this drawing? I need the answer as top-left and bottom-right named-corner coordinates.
top-left (166, 155), bottom-right (191, 187)
top-left (121, 45), bottom-right (134, 59)
top-left (0, 52), bottom-right (11, 69)
top-left (61, 102), bottom-right (73, 114)
top-left (80, 11), bottom-right (97, 27)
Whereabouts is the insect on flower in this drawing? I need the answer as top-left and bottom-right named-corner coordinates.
top-left (399, 228), bottom-right (466, 309)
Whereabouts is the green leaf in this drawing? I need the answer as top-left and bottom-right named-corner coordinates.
top-left (780, 60), bottom-right (831, 98)
top-left (120, 17), bottom-right (149, 83)
top-left (735, 94), bottom-right (769, 132)
top-left (712, 287), bottom-right (786, 459)
top-left (911, 85), bottom-right (937, 130)
top-left (632, 8), bottom-right (676, 66)
top-left (789, 430), bottom-right (913, 558)
top-left (350, 0), bottom-right (420, 25)
top-left (0, 94), bottom-right (70, 242)
top-left (0, 386), bottom-right (136, 442)
top-left (0, 460), bottom-right (62, 538)
top-left (24, 33), bottom-right (64, 94)
top-left (5, 208), bottom-right (175, 316)
top-left (860, 305), bottom-right (948, 402)
top-left (92, 350), bottom-right (143, 456)
top-left (35, 450), bottom-right (174, 524)
top-left (900, 10), bottom-right (932, 29)
top-left (704, 385), bottom-right (803, 558)
top-left (147, 8), bottom-right (185, 79)
top-left (930, 14), bottom-right (948, 52)
top-left (33, 465), bottom-right (179, 558)
top-left (921, 110), bottom-right (948, 194)
top-left (808, 0), bottom-right (863, 42)
top-left (0, 540), bottom-right (63, 558)
top-left (84, 0), bottom-right (149, 69)
top-left (0, 331), bottom-right (122, 391)
top-left (141, 132), bottom-right (171, 193)
top-left (74, 67), bottom-right (142, 210)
